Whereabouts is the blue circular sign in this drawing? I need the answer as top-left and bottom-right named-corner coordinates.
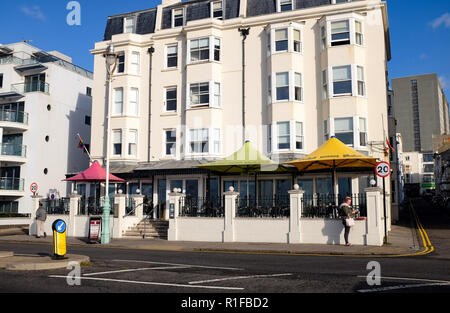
top-left (55, 220), bottom-right (66, 234)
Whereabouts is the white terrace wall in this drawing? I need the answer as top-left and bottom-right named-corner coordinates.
top-left (168, 186), bottom-right (386, 246)
top-left (28, 194), bottom-right (144, 239)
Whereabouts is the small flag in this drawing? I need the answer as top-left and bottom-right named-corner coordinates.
top-left (78, 137), bottom-right (86, 150)
top-left (386, 137), bottom-right (395, 152)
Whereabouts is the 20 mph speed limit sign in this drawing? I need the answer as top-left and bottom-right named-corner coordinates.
top-left (375, 161), bottom-right (391, 178)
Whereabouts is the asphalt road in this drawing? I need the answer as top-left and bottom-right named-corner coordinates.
top-left (0, 198), bottom-right (449, 306)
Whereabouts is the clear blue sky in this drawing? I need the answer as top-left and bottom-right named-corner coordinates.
top-left (0, 0), bottom-right (449, 94)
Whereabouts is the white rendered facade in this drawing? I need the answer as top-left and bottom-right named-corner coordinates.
top-left (90, 0), bottom-right (392, 220)
top-left (0, 42), bottom-right (92, 213)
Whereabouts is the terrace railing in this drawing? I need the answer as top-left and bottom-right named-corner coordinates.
top-left (41, 197), bottom-right (70, 215)
top-left (179, 196), bottom-right (224, 217)
top-left (236, 196), bottom-right (290, 218)
top-left (301, 193), bottom-right (367, 219)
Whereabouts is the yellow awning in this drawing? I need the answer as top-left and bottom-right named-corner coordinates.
top-left (285, 138), bottom-right (378, 172)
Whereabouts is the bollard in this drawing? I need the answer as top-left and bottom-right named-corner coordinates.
top-left (52, 219), bottom-right (67, 259)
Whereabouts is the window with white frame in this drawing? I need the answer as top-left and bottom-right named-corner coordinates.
top-left (323, 16), bottom-right (364, 48)
top-left (277, 122), bottom-right (290, 150)
top-left (116, 52), bottom-right (125, 73)
top-left (112, 130), bottom-right (122, 156)
top-left (124, 17), bottom-right (136, 33)
top-left (129, 88), bottom-right (139, 116)
top-left (275, 29), bottom-right (288, 52)
top-left (214, 83), bottom-right (221, 107)
top-left (189, 82), bottom-right (220, 108)
top-left (189, 128), bottom-right (209, 153)
top-left (190, 38), bottom-right (210, 62)
top-left (165, 129), bottom-right (176, 156)
top-left (268, 75), bottom-right (272, 104)
top-left (213, 128), bottom-right (221, 154)
top-left (278, 0), bottom-right (293, 12)
top-left (166, 44), bottom-right (178, 68)
top-left (190, 82), bottom-right (210, 107)
top-left (128, 130), bottom-right (137, 156)
top-left (357, 66), bottom-right (365, 96)
top-left (293, 29), bottom-right (301, 52)
top-left (333, 0), bottom-right (353, 4)
top-left (295, 122), bottom-right (303, 150)
top-left (332, 65), bottom-right (352, 96)
top-left (276, 72), bottom-right (289, 101)
top-left (334, 117), bottom-right (354, 145)
top-left (331, 20), bottom-right (350, 46)
top-left (114, 88), bottom-right (123, 115)
top-left (355, 20), bottom-right (363, 45)
top-left (294, 72), bottom-right (302, 101)
top-left (214, 38), bottom-right (221, 61)
top-left (359, 117), bottom-right (367, 147)
top-left (130, 52), bottom-right (140, 74)
top-left (165, 87), bottom-right (177, 112)
top-left (322, 70), bottom-right (328, 100)
top-left (172, 8), bottom-right (184, 27)
top-left (211, 1), bottom-right (223, 19)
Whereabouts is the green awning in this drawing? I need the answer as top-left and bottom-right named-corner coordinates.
top-left (197, 141), bottom-right (286, 173)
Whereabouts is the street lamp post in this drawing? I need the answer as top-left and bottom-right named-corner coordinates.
top-left (101, 44), bottom-right (118, 245)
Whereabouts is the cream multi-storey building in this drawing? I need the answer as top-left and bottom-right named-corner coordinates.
top-left (90, 0), bottom-right (391, 220)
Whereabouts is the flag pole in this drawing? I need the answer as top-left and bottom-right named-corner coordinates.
top-left (77, 133), bottom-right (93, 164)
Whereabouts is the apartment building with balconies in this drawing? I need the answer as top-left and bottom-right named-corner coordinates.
top-left (0, 42), bottom-right (92, 213)
top-left (90, 0), bottom-right (391, 220)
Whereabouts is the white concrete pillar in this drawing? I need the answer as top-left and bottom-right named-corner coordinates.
top-left (168, 188), bottom-right (185, 241)
top-left (288, 184), bottom-right (304, 244)
top-left (29, 195), bottom-right (43, 236)
top-left (114, 190), bottom-right (126, 239)
top-left (365, 187), bottom-right (383, 246)
top-left (132, 194), bottom-right (145, 221)
top-left (68, 191), bottom-right (82, 237)
top-left (223, 187), bottom-right (239, 243)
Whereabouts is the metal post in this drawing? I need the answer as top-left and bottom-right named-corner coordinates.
top-left (383, 177), bottom-right (388, 244)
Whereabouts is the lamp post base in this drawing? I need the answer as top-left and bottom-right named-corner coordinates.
top-left (101, 196), bottom-right (111, 244)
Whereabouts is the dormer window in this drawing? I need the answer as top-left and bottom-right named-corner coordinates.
top-left (172, 8), bottom-right (184, 27)
top-left (211, 1), bottom-right (223, 19)
top-left (124, 17), bottom-right (136, 33)
top-left (278, 0), bottom-right (293, 12)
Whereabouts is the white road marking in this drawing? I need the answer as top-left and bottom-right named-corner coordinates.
top-left (357, 282), bottom-right (450, 293)
top-left (112, 259), bottom-right (243, 271)
top-left (356, 275), bottom-right (450, 284)
top-left (48, 275), bottom-right (244, 291)
top-left (189, 273), bottom-right (293, 285)
top-left (83, 266), bottom-right (191, 277)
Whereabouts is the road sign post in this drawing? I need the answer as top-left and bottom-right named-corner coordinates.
top-left (375, 161), bottom-right (391, 244)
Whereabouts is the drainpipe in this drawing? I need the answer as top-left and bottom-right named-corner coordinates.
top-left (147, 46), bottom-right (155, 163)
top-left (239, 27), bottom-right (250, 145)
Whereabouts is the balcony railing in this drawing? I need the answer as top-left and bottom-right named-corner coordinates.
top-left (0, 56), bottom-right (39, 66)
top-left (0, 177), bottom-right (24, 191)
top-left (11, 81), bottom-right (49, 94)
top-left (0, 110), bottom-right (28, 125)
top-left (0, 144), bottom-right (27, 158)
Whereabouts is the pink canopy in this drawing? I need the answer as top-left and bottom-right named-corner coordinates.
top-left (64, 161), bottom-right (126, 182)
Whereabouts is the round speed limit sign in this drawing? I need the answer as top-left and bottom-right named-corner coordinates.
top-left (375, 161), bottom-right (391, 178)
top-left (30, 182), bottom-right (38, 194)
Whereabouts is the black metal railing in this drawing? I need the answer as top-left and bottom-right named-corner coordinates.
top-left (236, 196), bottom-right (290, 218)
top-left (41, 198), bottom-right (70, 215)
top-left (78, 196), bottom-right (115, 215)
top-left (179, 196), bottom-right (224, 217)
top-left (301, 193), bottom-right (367, 219)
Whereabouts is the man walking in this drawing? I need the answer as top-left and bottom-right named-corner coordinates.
top-left (35, 203), bottom-right (47, 238)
